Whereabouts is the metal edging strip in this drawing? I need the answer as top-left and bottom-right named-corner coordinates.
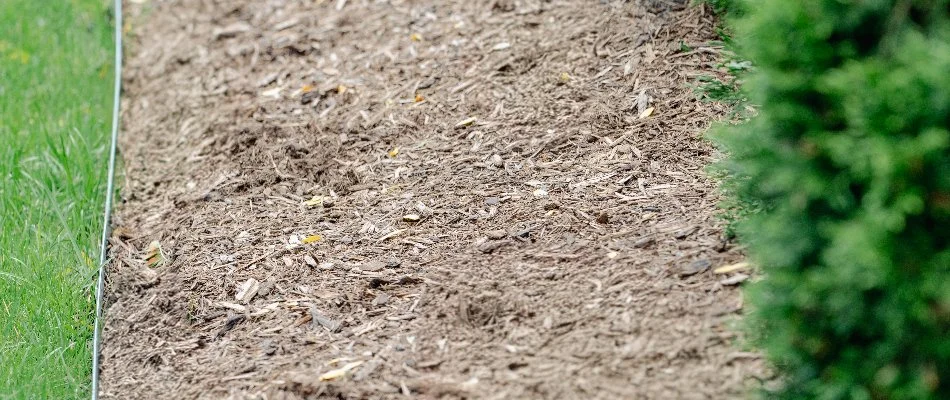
top-left (91, 0), bottom-right (123, 398)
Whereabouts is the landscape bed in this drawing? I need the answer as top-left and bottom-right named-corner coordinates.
top-left (99, 1), bottom-right (764, 398)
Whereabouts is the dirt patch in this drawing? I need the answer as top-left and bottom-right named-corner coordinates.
top-left (100, 0), bottom-right (764, 398)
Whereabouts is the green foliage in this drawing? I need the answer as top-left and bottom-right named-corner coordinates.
top-left (0, 0), bottom-right (114, 398)
top-left (695, 0), bottom-right (756, 235)
top-left (697, 0), bottom-right (745, 17)
top-left (695, 59), bottom-right (752, 108)
top-left (709, 0), bottom-right (950, 399)
top-left (694, 0), bottom-right (752, 116)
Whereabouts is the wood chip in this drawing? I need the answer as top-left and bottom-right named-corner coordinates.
top-left (379, 229), bottom-right (406, 241)
top-left (455, 117), bottom-right (477, 128)
top-left (632, 236), bottom-right (654, 248)
top-left (490, 154), bottom-right (503, 167)
top-left (235, 278), bottom-right (260, 303)
top-left (360, 260), bottom-right (385, 272)
top-left (273, 18), bottom-right (299, 31)
top-left (486, 229), bottom-right (507, 240)
top-left (636, 89), bottom-right (651, 115)
top-left (372, 293), bottom-right (391, 306)
top-left (213, 22), bottom-right (251, 39)
top-left (478, 240), bottom-right (511, 254)
top-left (214, 313), bottom-right (246, 340)
top-left (679, 259), bottom-right (711, 277)
top-left (217, 302), bottom-right (247, 312)
top-left (714, 262), bottom-right (750, 274)
top-left (304, 254), bottom-right (318, 267)
top-left (673, 226), bottom-right (698, 239)
top-left (638, 106), bottom-right (655, 119)
top-left (262, 87), bottom-right (281, 99)
top-left (319, 361), bottom-right (364, 381)
top-left (309, 305), bottom-right (341, 332)
top-left (719, 273), bottom-right (750, 286)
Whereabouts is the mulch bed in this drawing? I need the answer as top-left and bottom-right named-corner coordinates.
top-left (100, 0), bottom-right (764, 398)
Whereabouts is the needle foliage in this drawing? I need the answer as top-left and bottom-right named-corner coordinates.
top-left (710, 1), bottom-right (950, 398)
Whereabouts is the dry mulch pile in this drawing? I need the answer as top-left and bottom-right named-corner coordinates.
top-left (100, 0), bottom-right (764, 398)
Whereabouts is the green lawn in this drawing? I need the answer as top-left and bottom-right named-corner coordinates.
top-left (0, 1), bottom-right (114, 398)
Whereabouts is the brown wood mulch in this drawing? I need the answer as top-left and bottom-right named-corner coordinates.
top-left (100, 0), bottom-right (764, 398)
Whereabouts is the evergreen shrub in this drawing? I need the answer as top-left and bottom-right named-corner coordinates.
top-left (710, 1), bottom-right (950, 398)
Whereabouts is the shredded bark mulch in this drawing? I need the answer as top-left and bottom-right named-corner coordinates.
top-left (100, 0), bottom-right (764, 398)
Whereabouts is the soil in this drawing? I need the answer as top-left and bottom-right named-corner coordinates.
top-left (100, 0), bottom-right (764, 398)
